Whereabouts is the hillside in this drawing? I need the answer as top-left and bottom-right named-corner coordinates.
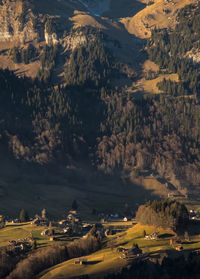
top-left (39, 221), bottom-right (200, 279)
top-left (121, 0), bottom-right (196, 39)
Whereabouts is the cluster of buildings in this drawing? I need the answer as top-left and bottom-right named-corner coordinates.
top-left (117, 246), bottom-right (143, 261)
top-left (8, 238), bottom-right (32, 253)
top-left (189, 209), bottom-right (200, 220)
top-left (145, 232), bottom-right (158, 240)
top-left (170, 237), bottom-right (183, 251)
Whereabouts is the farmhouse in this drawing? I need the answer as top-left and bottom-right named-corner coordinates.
top-left (119, 246), bottom-right (143, 260)
top-left (123, 217), bottom-right (131, 222)
top-left (49, 236), bottom-right (55, 241)
top-left (170, 237), bottom-right (182, 246)
top-left (59, 220), bottom-right (69, 226)
top-left (41, 229), bottom-right (50, 236)
top-left (63, 227), bottom-right (71, 233)
top-left (74, 258), bottom-right (88, 265)
top-left (145, 232), bottom-right (158, 240)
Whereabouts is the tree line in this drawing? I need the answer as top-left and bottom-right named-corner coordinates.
top-left (136, 199), bottom-right (189, 231)
top-left (1, 235), bottom-right (100, 279)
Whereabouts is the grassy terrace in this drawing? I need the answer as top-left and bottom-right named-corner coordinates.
top-left (0, 222), bottom-right (74, 249)
top-left (39, 222), bottom-right (200, 279)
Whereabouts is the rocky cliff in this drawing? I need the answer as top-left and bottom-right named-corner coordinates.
top-left (0, 0), bottom-right (37, 44)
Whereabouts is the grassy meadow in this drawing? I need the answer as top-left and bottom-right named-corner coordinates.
top-left (38, 221), bottom-right (200, 279)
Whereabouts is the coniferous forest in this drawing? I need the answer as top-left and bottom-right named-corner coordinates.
top-left (2, 1), bottom-right (200, 279)
top-left (2, 15), bottom-right (200, 192)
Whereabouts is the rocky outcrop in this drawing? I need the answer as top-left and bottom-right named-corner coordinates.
top-left (44, 30), bottom-right (58, 45)
top-left (63, 31), bottom-right (96, 51)
top-left (0, 0), bottom-right (37, 44)
top-left (186, 48), bottom-right (200, 64)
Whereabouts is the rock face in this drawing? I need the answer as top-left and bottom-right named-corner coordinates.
top-left (186, 48), bottom-right (200, 64)
top-left (0, 0), bottom-right (37, 44)
top-left (44, 30), bottom-right (58, 45)
top-left (63, 31), bottom-right (96, 51)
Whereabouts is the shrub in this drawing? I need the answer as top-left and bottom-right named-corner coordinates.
top-left (19, 209), bottom-right (29, 222)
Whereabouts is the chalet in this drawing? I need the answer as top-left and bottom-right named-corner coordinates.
top-left (41, 229), bottom-right (50, 236)
top-left (192, 216), bottom-right (198, 220)
top-left (145, 232), bottom-right (158, 240)
top-left (128, 246), bottom-right (142, 255)
top-left (117, 246), bottom-right (142, 255)
top-left (67, 214), bottom-right (73, 221)
top-left (175, 245), bottom-right (183, 251)
top-left (20, 243), bottom-right (29, 251)
top-left (123, 217), bottom-right (131, 222)
top-left (59, 220), bottom-right (68, 226)
top-left (63, 227), bottom-right (71, 233)
top-left (74, 258), bottom-right (88, 265)
top-left (9, 240), bottom-right (30, 252)
top-left (118, 246), bottom-right (142, 260)
top-left (32, 218), bottom-right (40, 226)
top-left (67, 210), bottom-right (80, 222)
top-left (32, 217), bottom-right (49, 226)
top-left (189, 210), bottom-right (199, 219)
top-left (69, 210), bottom-right (77, 215)
top-left (49, 237), bottom-right (55, 241)
top-left (105, 229), bottom-right (110, 237)
top-left (75, 217), bottom-right (80, 223)
top-left (108, 213), bottom-right (119, 220)
top-left (82, 224), bottom-right (92, 233)
top-left (170, 238), bottom-right (182, 246)
top-left (117, 247), bottom-right (126, 253)
top-left (82, 223), bottom-right (92, 229)
top-left (168, 193), bottom-right (174, 198)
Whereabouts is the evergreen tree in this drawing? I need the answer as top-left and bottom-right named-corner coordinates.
top-left (32, 239), bottom-right (37, 250)
top-left (0, 215), bottom-right (5, 229)
top-left (19, 209), bottom-right (29, 222)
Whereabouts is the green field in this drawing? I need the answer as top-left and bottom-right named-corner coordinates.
top-left (2, 220), bottom-right (200, 279)
top-left (39, 222), bottom-right (200, 279)
top-left (0, 222), bottom-right (57, 248)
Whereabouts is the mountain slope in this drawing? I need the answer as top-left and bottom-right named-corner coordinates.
top-left (0, 0), bottom-right (200, 217)
top-left (121, 0), bottom-right (195, 38)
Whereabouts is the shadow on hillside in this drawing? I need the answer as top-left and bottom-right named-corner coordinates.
top-left (182, 241), bottom-right (198, 245)
top-left (93, 15), bottom-right (147, 68)
top-left (187, 220), bottom-right (200, 236)
top-left (117, 241), bottom-right (129, 247)
top-left (6, 223), bottom-right (27, 227)
top-left (103, 0), bottom-right (146, 19)
top-left (84, 260), bottom-right (102, 265)
top-left (158, 233), bottom-right (175, 239)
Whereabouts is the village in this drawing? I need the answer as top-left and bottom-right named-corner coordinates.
top-left (1, 202), bottom-right (200, 263)
top-left (0, 201), bottom-right (137, 259)
top-left (2, 199), bottom-right (200, 279)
